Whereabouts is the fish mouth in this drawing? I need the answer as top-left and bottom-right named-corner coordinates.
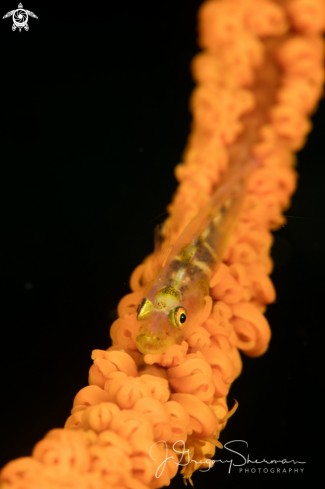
top-left (135, 332), bottom-right (175, 355)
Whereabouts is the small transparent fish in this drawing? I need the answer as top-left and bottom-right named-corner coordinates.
top-left (135, 161), bottom-right (254, 355)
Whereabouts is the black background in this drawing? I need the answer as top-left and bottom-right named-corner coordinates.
top-left (0, 1), bottom-right (324, 488)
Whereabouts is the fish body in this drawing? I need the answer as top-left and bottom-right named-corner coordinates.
top-left (135, 161), bottom-right (253, 355)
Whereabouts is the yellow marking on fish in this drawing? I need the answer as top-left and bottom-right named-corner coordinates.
top-left (201, 228), bottom-right (210, 240)
top-left (155, 285), bottom-right (181, 311)
top-left (159, 285), bottom-right (180, 299)
top-left (179, 245), bottom-right (197, 262)
top-left (213, 213), bottom-right (222, 226)
top-left (192, 259), bottom-right (212, 274)
top-left (137, 298), bottom-right (154, 320)
top-left (173, 255), bottom-right (182, 262)
top-left (203, 241), bottom-right (218, 261)
top-left (135, 331), bottom-right (176, 354)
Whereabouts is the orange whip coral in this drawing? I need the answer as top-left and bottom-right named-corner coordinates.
top-left (1, 0), bottom-right (325, 488)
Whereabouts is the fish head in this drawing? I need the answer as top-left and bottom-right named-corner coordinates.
top-left (135, 280), bottom-right (207, 355)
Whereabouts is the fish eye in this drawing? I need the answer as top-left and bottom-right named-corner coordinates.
top-left (168, 306), bottom-right (187, 329)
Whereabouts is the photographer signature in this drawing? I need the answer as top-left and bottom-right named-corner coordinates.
top-left (150, 440), bottom-right (306, 477)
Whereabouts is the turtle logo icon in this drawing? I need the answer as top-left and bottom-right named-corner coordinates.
top-left (3, 3), bottom-right (38, 32)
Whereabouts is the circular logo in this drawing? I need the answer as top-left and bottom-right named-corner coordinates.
top-left (13, 8), bottom-right (28, 29)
